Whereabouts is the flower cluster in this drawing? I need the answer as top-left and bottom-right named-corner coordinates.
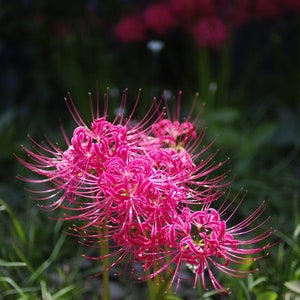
top-left (18, 90), bottom-right (273, 293)
top-left (114, 0), bottom-right (300, 48)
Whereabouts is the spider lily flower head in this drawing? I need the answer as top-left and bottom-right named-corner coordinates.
top-left (192, 17), bottom-right (228, 49)
top-left (169, 0), bottom-right (216, 24)
top-left (17, 88), bottom-right (227, 249)
top-left (17, 88), bottom-right (274, 294)
top-left (17, 89), bottom-right (225, 211)
top-left (139, 193), bottom-right (275, 294)
top-left (18, 90), bottom-right (151, 207)
top-left (114, 15), bottom-right (146, 42)
top-left (143, 3), bottom-right (177, 35)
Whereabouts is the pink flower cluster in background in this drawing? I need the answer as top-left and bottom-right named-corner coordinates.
top-left (114, 0), bottom-right (300, 48)
top-left (19, 90), bottom-right (274, 293)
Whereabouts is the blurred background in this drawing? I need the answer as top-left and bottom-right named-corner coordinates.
top-left (1, 0), bottom-right (300, 299)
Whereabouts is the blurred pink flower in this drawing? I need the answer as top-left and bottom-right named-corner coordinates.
top-left (285, 0), bottom-right (300, 11)
top-left (143, 3), bottom-right (177, 35)
top-left (219, 0), bottom-right (252, 25)
top-left (169, 0), bottom-right (216, 24)
top-left (193, 17), bottom-right (228, 48)
top-left (114, 15), bottom-right (146, 42)
top-left (255, 0), bottom-right (282, 19)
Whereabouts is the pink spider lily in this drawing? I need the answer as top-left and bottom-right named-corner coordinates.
top-left (138, 193), bottom-right (274, 294)
top-left (17, 88), bottom-right (274, 294)
top-left (17, 89), bottom-right (226, 213)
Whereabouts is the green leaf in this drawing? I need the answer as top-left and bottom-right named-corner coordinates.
top-left (40, 280), bottom-right (53, 300)
top-left (247, 275), bottom-right (268, 291)
top-left (0, 276), bottom-right (29, 299)
top-left (293, 224), bottom-right (300, 240)
top-left (284, 280), bottom-right (300, 294)
top-left (256, 291), bottom-right (278, 300)
top-left (52, 285), bottom-right (76, 300)
top-left (12, 244), bottom-right (34, 273)
top-left (29, 233), bottom-right (66, 282)
top-left (0, 199), bottom-right (26, 245)
top-left (0, 259), bottom-right (27, 267)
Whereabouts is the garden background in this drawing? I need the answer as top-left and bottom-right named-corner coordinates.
top-left (0, 0), bottom-right (300, 299)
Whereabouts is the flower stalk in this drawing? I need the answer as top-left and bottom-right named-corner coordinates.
top-left (99, 225), bottom-right (110, 300)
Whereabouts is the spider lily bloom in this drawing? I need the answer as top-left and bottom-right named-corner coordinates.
top-left (18, 90), bottom-right (153, 210)
top-left (18, 89), bottom-right (226, 244)
top-left (143, 3), bottom-right (177, 35)
top-left (169, 0), bottom-right (216, 24)
top-left (140, 195), bottom-right (274, 294)
top-left (17, 90), bottom-right (226, 213)
top-left (17, 89), bottom-right (274, 294)
top-left (114, 15), bottom-right (146, 42)
top-left (192, 17), bottom-right (228, 49)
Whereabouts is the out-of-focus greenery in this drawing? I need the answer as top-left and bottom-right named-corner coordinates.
top-left (1, 1), bottom-right (300, 299)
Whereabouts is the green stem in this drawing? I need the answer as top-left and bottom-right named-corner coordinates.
top-left (147, 277), bottom-right (156, 300)
top-left (295, 15), bottom-right (300, 104)
top-left (216, 45), bottom-right (231, 106)
top-left (146, 263), bottom-right (173, 300)
top-left (198, 47), bottom-right (212, 104)
top-left (99, 226), bottom-right (110, 300)
top-left (146, 267), bottom-right (164, 300)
